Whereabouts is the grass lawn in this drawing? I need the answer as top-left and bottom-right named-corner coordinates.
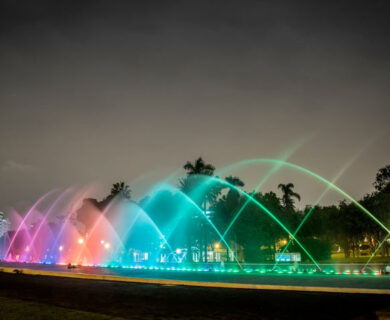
top-left (0, 297), bottom-right (125, 320)
top-left (1, 272), bottom-right (389, 319)
top-left (320, 253), bottom-right (390, 264)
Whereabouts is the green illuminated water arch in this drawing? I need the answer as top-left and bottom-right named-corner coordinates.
top-left (273, 155), bottom-right (359, 269)
top-left (190, 175), bottom-right (321, 269)
top-left (218, 159), bottom-right (390, 236)
top-left (216, 158), bottom-right (390, 268)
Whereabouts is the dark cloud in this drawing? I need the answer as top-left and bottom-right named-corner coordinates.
top-left (0, 0), bottom-right (389, 210)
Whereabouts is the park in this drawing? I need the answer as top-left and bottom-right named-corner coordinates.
top-left (1, 1), bottom-right (389, 319)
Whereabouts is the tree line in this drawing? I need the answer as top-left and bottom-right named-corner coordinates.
top-left (95, 158), bottom-right (390, 263)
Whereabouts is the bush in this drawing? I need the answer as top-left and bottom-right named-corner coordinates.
top-left (288, 238), bottom-right (332, 261)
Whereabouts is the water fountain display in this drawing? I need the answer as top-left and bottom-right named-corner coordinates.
top-left (1, 159), bottom-right (389, 277)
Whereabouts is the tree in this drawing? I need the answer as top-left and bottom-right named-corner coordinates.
top-left (278, 183), bottom-right (301, 209)
top-left (213, 176), bottom-right (245, 261)
top-left (181, 157), bottom-right (217, 262)
top-left (374, 165), bottom-right (390, 193)
top-left (225, 176), bottom-right (245, 189)
top-left (221, 176), bottom-right (245, 230)
top-left (232, 191), bottom-right (285, 262)
top-left (180, 157), bottom-right (219, 205)
top-left (183, 157), bottom-right (215, 176)
top-left (360, 192), bottom-right (390, 257)
top-left (110, 181), bottom-right (132, 200)
top-left (287, 237), bottom-right (332, 261)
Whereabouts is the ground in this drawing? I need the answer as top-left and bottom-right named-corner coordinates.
top-left (2, 262), bottom-right (390, 290)
top-left (0, 272), bottom-right (389, 319)
top-left (0, 297), bottom-right (126, 320)
top-left (326, 254), bottom-right (390, 264)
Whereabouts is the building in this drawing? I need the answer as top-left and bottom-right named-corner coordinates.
top-left (0, 212), bottom-right (10, 238)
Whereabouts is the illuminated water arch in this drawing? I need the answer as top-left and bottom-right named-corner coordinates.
top-left (136, 185), bottom-right (194, 263)
top-left (188, 175), bottom-right (320, 269)
top-left (3, 210), bottom-right (33, 261)
top-left (24, 188), bottom-right (73, 262)
top-left (74, 196), bottom-right (126, 265)
top-left (218, 159), bottom-right (390, 235)
top-left (272, 154), bottom-right (361, 269)
top-left (4, 189), bottom-right (59, 260)
top-left (139, 181), bottom-right (222, 247)
top-left (109, 201), bottom-right (177, 265)
top-left (185, 176), bottom-right (319, 268)
top-left (215, 147), bottom-right (301, 241)
top-left (156, 183), bottom-right (243, 268)
top-left (115, 173), bottom-right (194, 263)
top-left (49, 185), bottom-right (98, 260)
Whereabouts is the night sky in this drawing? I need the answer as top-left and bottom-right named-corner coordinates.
top-left (1, 1), bottom-right (389, 210)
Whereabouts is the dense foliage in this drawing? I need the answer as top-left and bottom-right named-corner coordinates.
top-left (178, 158), bottom-right (390, 262)
top-left (100, 158), bottom-right (390, 263)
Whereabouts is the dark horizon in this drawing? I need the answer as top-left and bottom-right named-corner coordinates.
top-left (1, 0), bottom-right (389, 210)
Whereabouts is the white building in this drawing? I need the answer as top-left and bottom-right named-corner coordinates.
top-left (0, 212), bottom-right (10, 238)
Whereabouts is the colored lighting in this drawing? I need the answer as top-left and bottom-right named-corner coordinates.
top-left (2, 163), bottom-right (389, 281)
top-left (6, 260), bottom-right (382, 278)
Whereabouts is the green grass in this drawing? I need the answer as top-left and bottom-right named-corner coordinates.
top-left (0, 297), bottom-right (126, 320)
top-left (318, 254), bottom-right (390, 264)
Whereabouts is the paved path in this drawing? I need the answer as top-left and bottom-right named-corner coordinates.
top-left (1, 262), bottom-right (390, 294)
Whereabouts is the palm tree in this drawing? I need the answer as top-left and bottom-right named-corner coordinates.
top-left (181, 157), bottom-right (216, 263)
top-left (277, 183), bottom-right (300, 209)
top-left (110, 181), bottom-right (131, 200)
top-left (225, 176), bottom-right (244, 191)
top-left (183, 157), bottom-right (215, 176)
top-left (180, 157), bottom-right (218, 204)
top-left (373, 164), bottom-right (390, 192)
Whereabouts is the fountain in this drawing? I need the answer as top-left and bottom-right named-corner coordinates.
top-left (0, 159), bottom-right (389, 278)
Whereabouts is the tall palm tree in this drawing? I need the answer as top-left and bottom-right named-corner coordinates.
top-left (110, 181), bottom-right (132, 200)
top-left (225, 176), bottom-right (244, 190)
top-left (277, 183), bottom-right (300, 209)
top-left (183, 157), bottom-right (215, 176)
top-left (180, 157), bottom-right (217, 203)
top-left (182, 157), bottom-right (216, 263)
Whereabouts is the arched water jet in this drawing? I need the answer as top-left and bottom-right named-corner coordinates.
top-left (24, 189), bottom-right (73, 262)
top-left (218, 158), bottom-right (390, 270)
top-left (75, 196), bottom-right (126, 265)
top-left (362, 234), bottom-right (390, 272)
top-left (216, 146), bottom-right (301, 241)
top-left (108, 200), bottom-right (177, 266)
top-left (26, 213), bottom-right (56, 263)
top-left (0, 158), bottom-right (387, 276)
top-left (3, 210), bottom-right (33, 261)
top-left (4, 190), bottom-right (58, 261)
top-left (190, 175), bottom-right (321, 269)
top-left (273, 153), bottom-right (361, 270)
top-left (217, 159), bottom-right (390, 235)
top-left (157, 183), bottom-right (243, 268)
top-left (49, 185), bottom-right (99, 259)
top-left (137, 183), bottom-right (206, 262)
